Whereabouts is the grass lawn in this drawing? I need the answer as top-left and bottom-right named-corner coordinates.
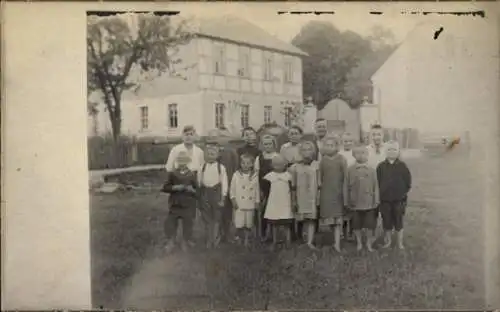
top-left (90, 152), bottom-right (485, 310)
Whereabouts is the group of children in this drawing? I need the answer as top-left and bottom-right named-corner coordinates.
top-left (161, 122), bottom-right (412, 253)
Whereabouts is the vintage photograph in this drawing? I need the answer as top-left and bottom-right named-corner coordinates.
top-left (86, 6), bottom-right (496, 310)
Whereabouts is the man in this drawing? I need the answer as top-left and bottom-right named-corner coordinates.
top-left (165, 125), bottom-right (204, 172)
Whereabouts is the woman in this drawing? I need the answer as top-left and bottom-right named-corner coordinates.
top-left (280, 126), bottom-right (304, 167)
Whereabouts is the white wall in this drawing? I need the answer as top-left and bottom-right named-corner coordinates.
top-left (121, 92), bottom-right (204, 138)
top-left (373, 19), bottom-right (497, 136)
top-left (359, 103), bottom-right (380, 132)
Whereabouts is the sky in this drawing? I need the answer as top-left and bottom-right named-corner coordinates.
top-left (169, 2), bottom-right (490, 44)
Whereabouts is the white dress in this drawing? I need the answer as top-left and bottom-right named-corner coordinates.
top-left (263, 171), bottom-right (293, 220)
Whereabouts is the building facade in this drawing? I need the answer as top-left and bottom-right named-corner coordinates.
top-left (88, 16), bottom-right (306, 138)
top-left (370, 18), bottom-right (497, 140)
top-left (317, 98), bottom-right (361, 141)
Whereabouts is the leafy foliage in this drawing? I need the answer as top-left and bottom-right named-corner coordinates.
top-left (87, 13), bottom-right (193, 140)
top-left (292, 21), bottom-right (371, 110)
top-left (292, 22), bottom-right (397, 110)
top-left (344, 26), bottom-right (398, 108)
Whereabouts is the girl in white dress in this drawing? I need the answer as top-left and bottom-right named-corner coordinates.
top-left (263, 154), bottom-right (294, 249)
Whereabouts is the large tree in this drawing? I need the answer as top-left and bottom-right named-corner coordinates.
top-left (87, 13), bottom-right (193, 141)
top-left (343, 26), bottom-right (398, 108)
top-left (292, 21), bottom-right (371, 110)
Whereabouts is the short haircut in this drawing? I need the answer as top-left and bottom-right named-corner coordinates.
top-left (385, 140), bottom-right (400, 149)
top-left (176, 150), bottom-right (191, 161)
top-left (315, 118), bottom-right (326, 124)
top-left (342, 132), bottom-right (353, 139)
top-left (240, 152), bottom-right (255, 162)
top-left (183, 125), bottom-right (195, 133)
top-left (241, 126), bottom-right (257, 136)
top-left (271, 154), bottom-right (287, 166)
top-left (289, 125), bottom-right (304, 134)
top-left (323, 134), bottom-right (340, 145)
top-left (352, 144), bottom-right (368, 153)
top-left (371, 124), bottom-right (383, 130)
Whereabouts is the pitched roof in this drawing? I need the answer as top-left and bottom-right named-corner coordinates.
top-left (193, 15), bottom-right (308, 57)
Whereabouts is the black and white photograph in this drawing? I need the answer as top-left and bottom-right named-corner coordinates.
top-left (2, 2), bottom-right (499, 311)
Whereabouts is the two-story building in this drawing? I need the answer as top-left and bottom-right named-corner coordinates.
top-left (88, 15), bottom-right (307, 138)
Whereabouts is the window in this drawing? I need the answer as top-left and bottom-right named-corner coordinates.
top-left (284, 60), bottom-right (293, 83)
top-left (240, 104), bottom-right (250, 128)
top-left (284, 106), bottom-right (293, 127)
top-left (168, 103), bottom-right (178, 128)
top-left (215, 103), bottom-right (225, 128)
top-left (264, 56), bottom-right (273, 80)
top-left (238, 52), bottom-right (250, 77)
top-left (140, 106), bottom-right (148, 130)
top-left (214, 45), bottom-right (225, 74)
top-left (264, 106), bottom-right (272, 124)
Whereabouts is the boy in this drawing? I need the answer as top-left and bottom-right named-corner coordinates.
top-left (377, 141), bottom-right (412, 249)
top-left (198, 142), bottom-right (229, 248)
top-left (344, 145), bottom-right (380, 251)
top-left (161, 151), bottom-right (198, 253)
top-left (207, 129), bottom-right (239, 243)
top-left (165, 125), bottom-right (204, 172)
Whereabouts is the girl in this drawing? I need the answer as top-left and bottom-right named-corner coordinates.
top-left (198, 143), bottom-right (229, 249)
top-left (263, 154), bottom-right (294, 250)
top-left (230, 153), bottom-right (260, 247)
top-left (280, 126), bottom-right (304, 167)
top-left (255, 134), bottom-right (279, 241)
top-left (289, 140), bottom-right (320, 250)
top-left (319, 135), bottom-right (348, 252)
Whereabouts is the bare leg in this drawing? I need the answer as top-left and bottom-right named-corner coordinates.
top-left (397, 229), bottom-right (405, 249)
top-left (213, 222), bottom-right (221, 247)
top-left (383, 230), bottom-right (392, 248)
top-left (307, 221), bottom-right (317, 250)
top-left (354, 230), bottom-right (363, 251)
top-left (366, 229), bottom-right (375, 252)
top-left (285, 225), bottom-right (292, 248)
top-left (334, 225), bottom-right (342, 252)
top-left (244, 229), bottom-right (250, 247)
top-left (270, 224), bottom-right (277, 251)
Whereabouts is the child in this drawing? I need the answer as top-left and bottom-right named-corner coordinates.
top-left (289, 140), bottom-right (320, 250)
top-left (377, 140), bottom-right (412, 249)
top-left (207, 129), bottom-right (239, 244)
top-left (344, 145), bottom-right (380, 252)
top-left (198, 143), bottom-right (229, 249)
top-left (263, 154), bottom-right (294, 250)
top-left (230, 153), bottom-right (260, 247)
top-left (165, 125), bottom-right (204, 172)
top-left (161, 151), bottom-right (198, 253)
top-left (339, 132), bottom-right (356, 167)
top-left (319, 135), bottom-right (348, 252)
top-left (280, 125), bottom-right (304, 166)
top-left (339, 132), bottom-right (356, 240)
top-left (255, 134), bottom-right (279, 241)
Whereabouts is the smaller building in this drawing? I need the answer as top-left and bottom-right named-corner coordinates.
top-left (358, 97), bottom-right (380, 134)
top-left (317, 98), bottom-right (361, 140)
